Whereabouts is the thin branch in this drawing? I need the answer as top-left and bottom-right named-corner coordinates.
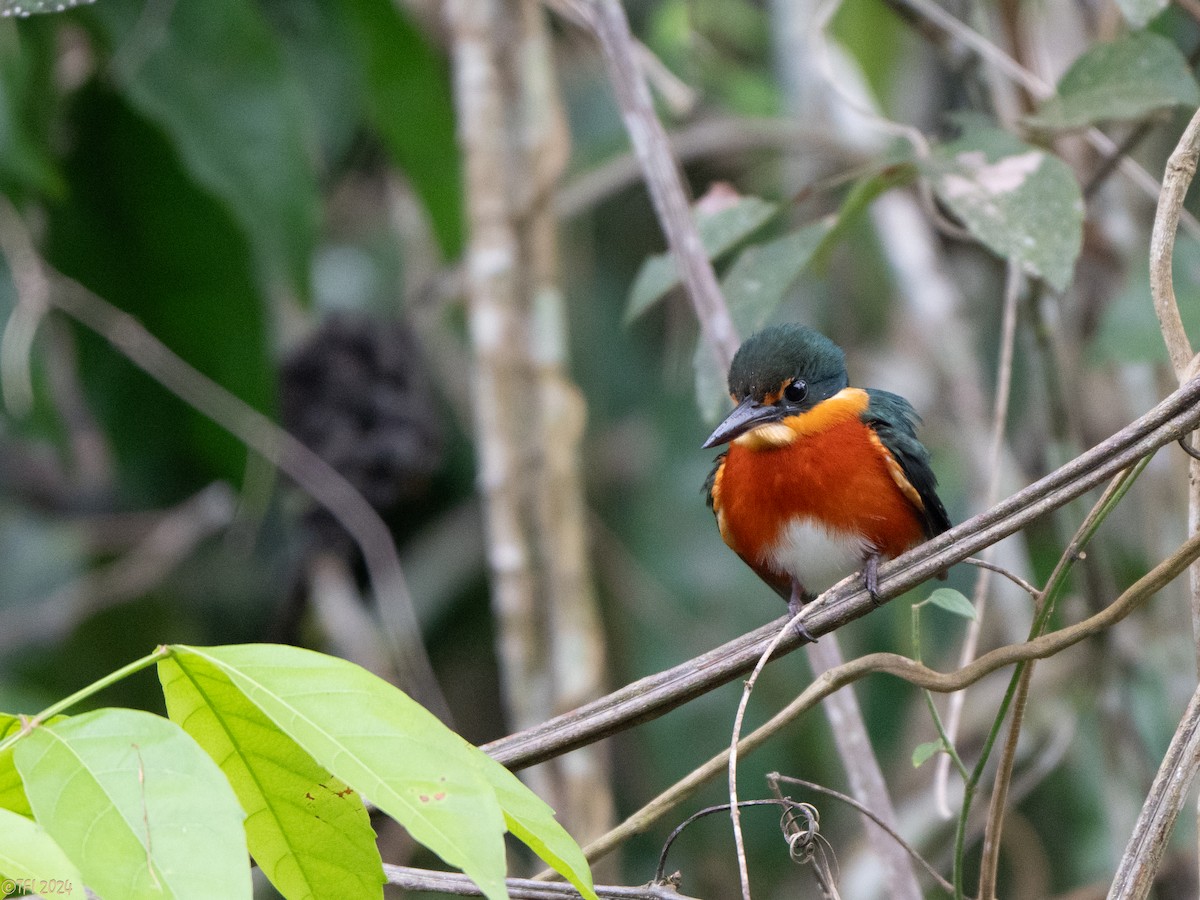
top-left (960, 558), bottom-right (1040, 600)
top-left (768, 773), bottom-right (956, 896)
top-left (384, 865), bottom-right (701, 899)
top-left (1148, 107), bottom-right (1200, 378)
top-left (485, 373), bottom-right (1200, 770)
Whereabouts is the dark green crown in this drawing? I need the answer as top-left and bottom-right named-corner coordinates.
top-left (727, 324), bottom-right (847, 401)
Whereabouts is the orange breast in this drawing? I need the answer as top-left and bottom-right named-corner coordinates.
top-left (716, 417), bottom-right (927, 584)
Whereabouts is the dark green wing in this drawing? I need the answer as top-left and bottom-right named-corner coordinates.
top-left (864, 389), bottom-right (951, 539)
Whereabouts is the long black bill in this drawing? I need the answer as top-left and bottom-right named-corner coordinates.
top-left (702, 397), bottom-right (781, 448)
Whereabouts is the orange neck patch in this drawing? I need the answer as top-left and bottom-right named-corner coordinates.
top-left (732, 388), bottom-right (870, 451)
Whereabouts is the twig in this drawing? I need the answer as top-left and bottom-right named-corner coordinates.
top-left (960, 558), bottom-right (1040, 600)
top-left (384, 864), bottom-right (701, 899)
top-left (485, 373), bottom-right (1200, 770)
top-left (768, 773), bottom-right (956, 895)
top-left (1148, 109), bottom-right (1200, 378)
top-left (655, 800), bottom-right (795, 884)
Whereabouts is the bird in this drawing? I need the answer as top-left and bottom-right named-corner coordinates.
top-left (702, 323), bottom-right (951, 640)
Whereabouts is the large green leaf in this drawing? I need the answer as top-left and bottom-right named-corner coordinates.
top-left (0, 715), bottom-right (30, 818)
top-left (44, 85), bottom-right (275, 503)
top-left (1026, 31), bottom-right (1200, 130)
top-left (169, 644), bottom-right (510, 900)
top-left (921, 126), bottom-right (1083, 291)
top-left (159, 653), bottom-right (385, 900)
top-left (0, 806), bottom-right (84, 893)
top-left (85, 0), bottom-right (319, 295)
top-left (14, 708), bottom-right (250, 900)
top-left (625, 195), bottom-right (779, 323)
top-left (335, 0), bottom-right (463, 257)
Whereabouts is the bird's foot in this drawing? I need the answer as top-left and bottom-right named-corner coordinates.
top-left (864, 553), bottom-right (883, 605)
top-left (787, 584), bottom-right (818, 643)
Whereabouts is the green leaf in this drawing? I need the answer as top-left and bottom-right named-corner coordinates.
top-left (911, 739), bottom-right (944, 768)
top-left (625, 195), bottom-right (779, 323)
top-left (336, 0), bottom-right (463, 257)
top-left (1115, 0), bottom-right (1169, 27)
top-left (14, 708), bottom-right (250, 900)
top-left (0, 806), bottom-right (84, 893)
top-left (474, 760), bottom-right (598, 900)
top-left (0, 714), bottom-right (30, 815)
top-left (0, 713), bottom-right (66, 818)
top-left (86, 0), bottom-right (320, 295)
top-left (921, 126), bottom-right (1083, 290)
top-left (925, 588), bottom-right (977, 620)
top-left (159, 654), bottom-right (385, 900)
top-left (169, 644), bottom-right (511, 900)
top-left (1025, 32), bottom-right (1200, 130)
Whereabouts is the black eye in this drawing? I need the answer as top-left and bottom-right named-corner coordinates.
top-left (783, 380), bottom-right (807, 403)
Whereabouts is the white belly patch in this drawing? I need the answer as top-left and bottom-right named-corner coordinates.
top-left (766, 518), bottom-right (873, 595)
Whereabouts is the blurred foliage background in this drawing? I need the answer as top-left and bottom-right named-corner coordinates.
top-left (4, 0), bottom-right (1200, 896)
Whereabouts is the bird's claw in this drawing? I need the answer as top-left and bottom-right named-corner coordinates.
top-left (864, 553), bottom-right (882, 605)
top-left (787, 589), bottom-right (818, 643)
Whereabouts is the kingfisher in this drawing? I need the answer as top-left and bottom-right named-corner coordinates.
top-left (703, 324), bottom-right (950, 639)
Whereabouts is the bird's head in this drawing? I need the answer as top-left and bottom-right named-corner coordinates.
top-left (702, 324), bottom-right (850, 448)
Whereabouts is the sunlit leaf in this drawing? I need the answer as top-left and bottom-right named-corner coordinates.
top-left (14, 708), bottom-right (250, 900)
top-left (626, 195), bottom-right (778, 323)
top-left (169, 644), bottom-right (510, 899)
top-left (0, 807), bottom-right (84, 893)
top-left (921, 126), bottom-right (1083, 290)
top-left (925, 588), bottom-right (976, 620)
top-left (1026, 31), bottom-right (1200, 131)
top-left (159, 654), bottom-right (385, 900)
